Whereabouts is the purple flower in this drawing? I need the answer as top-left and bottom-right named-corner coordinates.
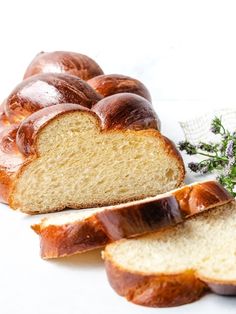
top-left (225, 140), bottom-right (234, 158)
top-left (224, 156), bottom-right (235, 176)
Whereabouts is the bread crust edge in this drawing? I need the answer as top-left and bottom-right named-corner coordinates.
top-left (103, 252), bottom-right (236, 307)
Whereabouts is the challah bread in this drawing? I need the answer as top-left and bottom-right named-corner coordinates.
top-left (104, 200), bottom-right (236, 307)
top-left (87, 74), bottom-right (152, 102)
top-left (23, 51), bottom-right (104, 81)
top-left (5, 73), bottom-right (102, 123)
top-left (0, 51), bottom-right (183, 213)
top-left (32, 181), bottom-right (232, 258)
top-left (7, 102), bottom-right (184, 213)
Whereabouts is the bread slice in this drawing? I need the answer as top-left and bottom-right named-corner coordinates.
top-left (32, 181), bottom-right (232, 258)
top-left (10, 103), bottom-right (184, 214)
top-left (104, 199), bottom-right (236, 308)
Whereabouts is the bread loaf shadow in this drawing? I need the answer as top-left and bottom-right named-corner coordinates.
top-left (48, 248), bottom-right (103, 269)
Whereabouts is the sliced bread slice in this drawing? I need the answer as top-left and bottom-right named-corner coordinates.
top-left (104, 200), bottom-right (236, 308)
top-left (32, 181), bottom-right (232, 259)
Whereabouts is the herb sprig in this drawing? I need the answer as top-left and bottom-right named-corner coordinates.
top-left (178, 117), bottom-right (236, 196)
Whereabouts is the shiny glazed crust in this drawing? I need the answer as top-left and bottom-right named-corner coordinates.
top-left (0, 124), bottom-right (24, 203)
top-left (32, 181), bottom-right (232, 258)
top-left (23, 51), bottom-right (104, 81)
top-left (5, 73), bottom-right (102, 123)
top-left (87, 74), bottom-right (152, 102)
top-left (92, 93), bottom-right (160, 130)
top-left (173, 180), bottom-right (232, 215)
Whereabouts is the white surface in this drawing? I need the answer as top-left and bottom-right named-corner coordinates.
top-left (1, 0), bottom-right (236, 313)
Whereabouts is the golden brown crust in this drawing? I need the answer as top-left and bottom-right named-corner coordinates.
top-left (0, 124), bottom-right (24, 203)
top-left (32, 216), bottom-right (109, 258)
top-left (23, 51), bottom-right (104, 81)
top-left (5, 73), bottom-right (102, 123)
top-left (0, 167), bottom-right (17, 203)
top-left (104, 258), bottom-right (206, 307)
top-left (104, 253), bottom-right (236, 307)
top-left (160, 135), bottom-right (185, 181)
top-left (32, 181), bottom-right (232, 258)
top-left (92, 93), bottom-right (160, 130)
top-left (87, 74), bottom-right (152, 102)
top-left (96, 196), bottom-right (182, 241)
top-left (173, 180), bottom-right (233, 215)
top-left (0, 124), bottom-right (19, 154)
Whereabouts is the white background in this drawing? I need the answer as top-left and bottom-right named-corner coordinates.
top-left (0, 0), bottom-right (236, 313)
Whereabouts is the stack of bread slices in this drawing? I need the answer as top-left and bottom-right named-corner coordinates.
top-left (1, 51), bottom-right (236, 308)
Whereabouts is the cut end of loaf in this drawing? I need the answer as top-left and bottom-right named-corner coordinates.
top-left (10, 110), bottom-right (184, 213)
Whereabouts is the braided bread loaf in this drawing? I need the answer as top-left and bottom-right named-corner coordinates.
top-left (0, 51), bottom-right (184, 213)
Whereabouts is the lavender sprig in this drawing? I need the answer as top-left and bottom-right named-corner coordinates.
top-left (178, 117), bottom-right (236, 196)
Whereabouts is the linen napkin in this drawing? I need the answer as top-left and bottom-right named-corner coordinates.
top-left (179, 108), bottom-right (236, 144)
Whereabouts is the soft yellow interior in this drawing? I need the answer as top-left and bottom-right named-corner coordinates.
top-left (12, 112), bottom-right (181, 213)
top-left (106, 202), bottom-right (236, 281)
